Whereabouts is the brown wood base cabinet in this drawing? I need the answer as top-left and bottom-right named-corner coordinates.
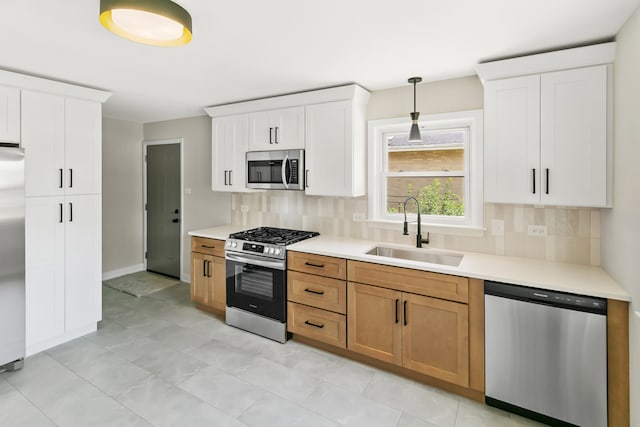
top-left (287, 251), bottom-right (347, 348)
top-left (347, 260), bottom-right (473, 389)
top-left (190, 237), bottom-right (226, 313)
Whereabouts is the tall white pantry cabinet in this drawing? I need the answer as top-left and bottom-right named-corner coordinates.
top-left (0, 70), bottom-right (111, 356)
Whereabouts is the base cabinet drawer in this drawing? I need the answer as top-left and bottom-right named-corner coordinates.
top-left (288, 251), bottom-right (346, 280)
top-left (287, 302), bottom-right (346, 349)
top-left (288, 271), bottom-right (346, 314)
top-left (191, 237), bottom-right (225, 257)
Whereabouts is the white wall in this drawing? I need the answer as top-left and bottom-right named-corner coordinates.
top-left (102, 118), bottom-right (144, 277)
top-left (143, 115), bottom-right (232, 281)
top-left (601, 6), bottom-right (640, 425)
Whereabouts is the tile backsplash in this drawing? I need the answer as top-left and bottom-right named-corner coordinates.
top-left (231, 192), bottom-right (600, 266)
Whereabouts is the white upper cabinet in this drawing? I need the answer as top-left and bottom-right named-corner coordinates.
top-left (22, 91), bottom-right (65, 197)
top-left (305, 99), bottom-right (367, 197)
top-left (478, 43), bottom-right (614, 208)
top-left (212, 114), bottom-right (253, 192)
top-left (0, 85), bottom-right (20, 143)
top-left (22, 91), bottom-right (102, 197)
top-left (249, 106), bottom-right (305, 151)
top-left (484, 76), bottom-right (541, 204)
top-left (64, 98), bottom-right (102, 196)
top-left (540, 66), bottom-right (608, 206)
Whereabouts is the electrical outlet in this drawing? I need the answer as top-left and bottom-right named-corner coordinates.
top-left (352, 212), bottom-right (365, 222)
top-left (240, 205), bottom-right (249, 213)
top-left (528, 225), bottom-right (547, 237)
top-left (492, 219), bottom-right (504, 236)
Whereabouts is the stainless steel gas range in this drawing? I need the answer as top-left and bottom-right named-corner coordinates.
top-left (225, 227), bottom-right (319, 343)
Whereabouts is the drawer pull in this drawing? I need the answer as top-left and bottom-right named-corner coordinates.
top-left (201, 245), bottom-right (216, 249)
top-left (304, 262), bottom-right (325, 268)
top-left (304, 288), bottom-right (325, 295)
top-left (304, 320), bottom-right (324, 329)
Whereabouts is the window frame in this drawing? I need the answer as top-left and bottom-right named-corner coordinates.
top-left (367, 110), bottom-right (484, 231)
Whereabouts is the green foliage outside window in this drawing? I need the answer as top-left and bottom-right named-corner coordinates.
top-left (389, 178), bottom-right (464, 216)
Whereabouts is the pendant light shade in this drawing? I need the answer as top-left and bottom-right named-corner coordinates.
top-left (408, 77), bottom-right (423, 142)
top-left (100, 0), bottom-right (192, 47)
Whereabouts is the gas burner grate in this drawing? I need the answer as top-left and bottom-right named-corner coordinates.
top-left (229, 227), bottom-right (319, 245)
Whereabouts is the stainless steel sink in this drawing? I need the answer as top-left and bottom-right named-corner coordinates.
top-left (365, 246), bottom-right (463, 267)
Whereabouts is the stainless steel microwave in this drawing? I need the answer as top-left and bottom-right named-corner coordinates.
top-left (246, 149), bottom-right (305, 190)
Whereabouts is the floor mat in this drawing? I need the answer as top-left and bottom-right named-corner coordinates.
top-left (103, 271), bottom-right (181, 297)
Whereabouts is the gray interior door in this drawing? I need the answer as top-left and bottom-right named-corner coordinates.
top-left (146, 143), bottom-right (181, 278)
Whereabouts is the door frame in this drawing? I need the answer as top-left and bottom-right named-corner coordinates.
top-left (142, 138), bottom-right (184, 280)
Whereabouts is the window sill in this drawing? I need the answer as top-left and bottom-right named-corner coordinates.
top-left (365, 219), bottom-right (486, 237)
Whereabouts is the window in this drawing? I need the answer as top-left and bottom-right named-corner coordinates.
top-left (368, 110), bottom-right (483, 230)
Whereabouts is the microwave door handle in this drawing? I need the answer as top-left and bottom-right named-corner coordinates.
top-left (281, 154), bottom-right (289, 189)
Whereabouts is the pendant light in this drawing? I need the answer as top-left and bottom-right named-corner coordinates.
top-left (99, 0), bottom-right (192, 47)
top-left (408, 77), bottom-right (423, 142)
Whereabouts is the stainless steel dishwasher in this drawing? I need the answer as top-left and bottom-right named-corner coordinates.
top-left (484, 281), bottom-right (607, 427)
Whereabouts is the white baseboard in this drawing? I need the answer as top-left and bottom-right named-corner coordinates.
top-left (181, 273), bottom-right (191, 284)
top-left (102, 264), bottom-right (144, 281)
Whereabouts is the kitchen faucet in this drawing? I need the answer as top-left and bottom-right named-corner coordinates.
top-left (402, 196), bottom-right (430, 248)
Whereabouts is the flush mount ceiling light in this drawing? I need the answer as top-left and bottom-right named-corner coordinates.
top-left (99, 0), bottom-right (192, 47)
top-left (408, 77), bottom-right (423, 142)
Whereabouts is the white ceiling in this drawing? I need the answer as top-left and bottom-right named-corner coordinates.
top-left (1, 0), bottom-right (638, 123)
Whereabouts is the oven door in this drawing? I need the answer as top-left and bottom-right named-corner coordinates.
top-left (225, 252), bottom-right (286, 322)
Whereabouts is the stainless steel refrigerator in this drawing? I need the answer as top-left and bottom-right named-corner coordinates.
top-left (0, 144), bottom-right (25, 371)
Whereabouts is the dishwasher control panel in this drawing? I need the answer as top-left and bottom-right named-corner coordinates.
top-left (485, 281), bottom-right (607, 315)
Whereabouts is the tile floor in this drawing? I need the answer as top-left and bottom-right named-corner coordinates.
top-left (0, 281), bottom-right (545, 427)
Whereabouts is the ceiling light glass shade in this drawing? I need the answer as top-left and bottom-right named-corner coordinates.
top-left (100, 0), bottom-right (192, 47)
top-left (408, 112), bottom-right (422, 142)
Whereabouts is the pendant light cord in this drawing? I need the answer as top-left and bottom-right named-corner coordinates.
top-left (413, 80), bottom-right (417, 113)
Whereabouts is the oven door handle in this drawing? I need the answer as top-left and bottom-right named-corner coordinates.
top-left (281, 154), bottom-right (290, 189)
top-left (225, 252), bottom-right (286, 270)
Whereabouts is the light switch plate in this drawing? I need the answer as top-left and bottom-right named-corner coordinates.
top-left (528, 225), bottom-right (547, 237)
top-left (352, 212), bottom-right (365, 222)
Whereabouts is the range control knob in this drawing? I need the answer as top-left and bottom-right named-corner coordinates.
top-left (275, 248), bottom-right (281, 255)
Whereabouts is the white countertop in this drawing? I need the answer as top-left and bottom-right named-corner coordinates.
top-left (189, 226), bottom-right (630, 302)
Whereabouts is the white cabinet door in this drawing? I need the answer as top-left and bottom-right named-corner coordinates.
top-left (540, 66), bottom-right (608, 206)
top-left (25, 196), bottom-right (65, 348)
top-left (21, 91), bottom-right (65, 197)
top-left (64, 195), bottom-right (101, 330)
top-left (249, 106), bottom-right (304, 151)
top-left (484, 75), bottom-right (541, 204)
top-left (305, 101), bottom-right (365, 196)
top-left (65, 98), bottom-right (102, 195)
top-left (0, 86), bottom-right (20, 143)
top-left (212, 114), bottom-right (249, 192)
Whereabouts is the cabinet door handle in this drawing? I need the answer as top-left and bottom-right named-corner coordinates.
top-left (304, 320), bottom-right (324, 329)
top-left (304, 262), bottom-right (325, 269)
top-left (395, 298), bottom-right (399, 324)
top-left (224, 170), bottom-right (228, 186)
top-left (68, 203), bottom-right (73, 222)
top-left (229, 170), bottom-right (232, 186)
top-left (274, 127), bottom-right (279, 144)
top-left (59, 169), bottom-right (63, 188)
top-left (403, 300), bottom-right (408, 326)
top-left (59, 203), bottom-right (63, 223)
top-left (69, 168), bottom-right (73, 188)
top-left (269, 127), bottom-right (273, 144)
top-left (545, 168), bottom-right (550, 195)
top-left (207, 260), bottom-right (212, 277)
top-left (532, 169), bottom-right (536, 194)
top-left (203, 259), bottom-right (207, 277)
top-left (305, 170), bottom-right (309, 188)
top-left (304, 288), bottom-right (325, 295)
